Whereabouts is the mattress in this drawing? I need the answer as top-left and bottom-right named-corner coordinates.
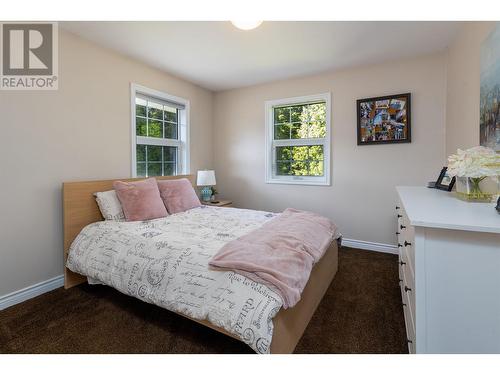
top-left (66, 206), bottom-right (283, 353)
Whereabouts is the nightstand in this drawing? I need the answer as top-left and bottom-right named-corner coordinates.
top-left (201, 199), bottom-right (233, 207)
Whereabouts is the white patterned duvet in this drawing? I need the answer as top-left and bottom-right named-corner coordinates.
top-left (66, 206), bottom-right (283, 353)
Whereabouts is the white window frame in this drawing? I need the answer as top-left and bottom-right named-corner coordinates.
top-left (130, 83), bottom-right (190, 177)
top-left (265, 93), bottom-right (331, 186)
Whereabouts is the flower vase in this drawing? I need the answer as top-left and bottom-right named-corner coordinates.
top-left (455, 176), bottom-right (496, 202)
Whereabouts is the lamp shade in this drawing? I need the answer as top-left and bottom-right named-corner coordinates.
top-left (197, 170), bottom-right (216, 186)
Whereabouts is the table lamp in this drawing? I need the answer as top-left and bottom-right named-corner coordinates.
top-left (197, 170), bottom-right (216, 202)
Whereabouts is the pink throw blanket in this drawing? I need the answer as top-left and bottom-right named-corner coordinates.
top-left (209, 208), bottom-right (339, 308)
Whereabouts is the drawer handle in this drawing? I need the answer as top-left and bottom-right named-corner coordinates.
top-left (398, 243), bottom-right (402, 248)
top-left (396, 231), bottom-right (400, 235)
top-left (399, 278), bottom-right (403, 283)
top-left (396, 206), bottom-right (400, 210)
top-left (397, 214), bottom-right (403, 218)
top-left (402, 302), bottom-right (407, 307)
top-left (404, 286), bottom-right (412, 292)
top-left (400, 261), bottom-right (406, 266)
top-left (404, 241), bottom-right (412, 247)
top-left (407, 339), bottom-right (413, 344)
top-left (400, 225), bottom-right (406, 230)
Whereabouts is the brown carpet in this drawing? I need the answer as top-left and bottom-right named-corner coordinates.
top-left (0, 247), bottom-right (407, 354)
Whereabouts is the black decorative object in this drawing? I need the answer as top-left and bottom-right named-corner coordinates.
top-left (357, 93), bottom-right (411, 145)
top-left (434, 167), bottom-right (456, 192)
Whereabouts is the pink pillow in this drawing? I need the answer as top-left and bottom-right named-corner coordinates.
top-left (113, 178), bottom-right (168, 221)
top-left (157, 178), bottom-right (201, 214)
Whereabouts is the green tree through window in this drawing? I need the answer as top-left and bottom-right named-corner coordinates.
top-left (273, 102), bottom-right (326, 176)
top-left (135, 95), bottom-right (180, 177)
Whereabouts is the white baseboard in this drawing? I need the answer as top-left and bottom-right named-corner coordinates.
top-left (341, 238), bottom-right (398, 254)
top-left (0, 274), bottom-right (64, 311)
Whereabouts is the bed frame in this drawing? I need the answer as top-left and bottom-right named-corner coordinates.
top-left (62, 174), bottom-right (338, 354)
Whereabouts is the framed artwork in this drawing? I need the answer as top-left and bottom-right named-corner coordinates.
top-left (435, 167), bottom-right (455, 192)
top-left (357, 93), bottom-right (411, 145)
top-left (480, 23), bottom-right (500, 152)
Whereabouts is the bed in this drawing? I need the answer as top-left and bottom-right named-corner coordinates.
top-left (62, 174), bottom-right (338, 353)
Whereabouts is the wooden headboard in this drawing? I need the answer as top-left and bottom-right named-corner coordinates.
top-left (62, 174), bottom-right (196, 289)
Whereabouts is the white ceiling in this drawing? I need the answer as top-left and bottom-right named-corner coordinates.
top-left (61, 21), bottom-right (462, 92)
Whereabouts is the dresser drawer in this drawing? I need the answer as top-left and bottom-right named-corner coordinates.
top-left (402, 224), bottom-right (415, 273)
top-left (401, 263), bottom-right (415, 322)
top-left (397, 211), bottom-right (409, 232)
top-left (398, 228), bottom-right (416, 354)
top-left (402, 303), bottom-right (415, 353)
top-left (396, 204), bottom-right (406, 259)
top-left (399, 245), bottom-right (414, 287)
top-left (403, 307), bottom-right (416, 354)
top-left (402, 241), bottom-right (415, 280)
top-left (401, 268), bottom-right (416, 354)
top-left (396, 212), bottom-right (408, 235)
top-left (396, 204), bottom-right (415, 281)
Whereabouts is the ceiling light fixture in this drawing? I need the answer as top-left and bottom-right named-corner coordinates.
top-left (230, 20), bottom-right (263, 31)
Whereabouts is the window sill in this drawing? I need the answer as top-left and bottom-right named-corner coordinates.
top-left (265, 178), bottom-right (331, 186)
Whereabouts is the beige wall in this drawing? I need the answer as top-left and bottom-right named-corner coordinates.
top-left (0, 30), bottom-right (214, 296)
top-left (445, 22), bottom-right (495, 156)
top-left (214, 53), bottom-right (447, 246)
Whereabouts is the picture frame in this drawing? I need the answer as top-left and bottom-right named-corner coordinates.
top-left (480, 24), bottom-right (500, 152)
top-left (435, 167), bottom-right (456, 191)
top-left (357, 93), bottom-right (411, 145)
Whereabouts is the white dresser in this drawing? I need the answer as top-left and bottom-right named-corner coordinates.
top-left (396, 186), bottom-right (500, 354)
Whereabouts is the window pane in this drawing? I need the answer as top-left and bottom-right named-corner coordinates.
top-left (164, 162), bottom-right (176, 176)
top-left (137, 162), bottom-right (146, 177)
top-left (148, 120), bottom-right (162, 138)
top-left (164, 123), bottom-right (178, 139)
top-left (148, 163), bottom-right (162, 177)
top-left (291, 161), bottom-right (309, 176)
top-left (164, 146), bottom-right (177, 162)
top-left (276, 146), bottom-right (291, 161)
top-left (291, 123), bottom-right (308, 139)
top-left (164, 106), bottom-right (177, 123)
top-left (136, 146), bottom-right (177, 177)
top-left (290, 124), bottom-right (305, 139)
top-left (290, 106), bottom-right (303, 122)
top-left (136, 98), bottom-right (147, 117)
top-left (274, 107), bottom-right (290, 124)
top-left (274, 146), bottom-right (324, 177)
top-left (276, 161), bottom-right (291, 175)
top-left (147, 145), bottom-right (162, 162)
top-left (309, 145), bottom-right (324, 160)
top-left (307, 102), bottom-right (326, 122)
top-left (136, 144), bottom-right (146, 162)
top-left (309, 161), bottom-right (324, 176)
top-left (274, 102), bottom-right (326, 139)
top-left (274, 124), bottom-right (291, 140)
top-left (148, 101), bottom-right (163, 120)
top-left (308, 121), bottom-right (326, 138)
top-left (291, 146), bottom-right (309, 161)
top-left (136, 117), bottom-right (147, 136)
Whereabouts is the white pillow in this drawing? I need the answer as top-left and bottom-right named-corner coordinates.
top-left (94, 190), bottom-right (125, 221)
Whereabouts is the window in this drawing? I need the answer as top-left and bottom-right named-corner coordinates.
top-left (265, 93), bottom-right (331, 185)
top-left (131, 84), bottom-right (189, 177)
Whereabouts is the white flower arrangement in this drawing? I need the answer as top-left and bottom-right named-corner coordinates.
top-left (447, 146), bottom-right (500, 178)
